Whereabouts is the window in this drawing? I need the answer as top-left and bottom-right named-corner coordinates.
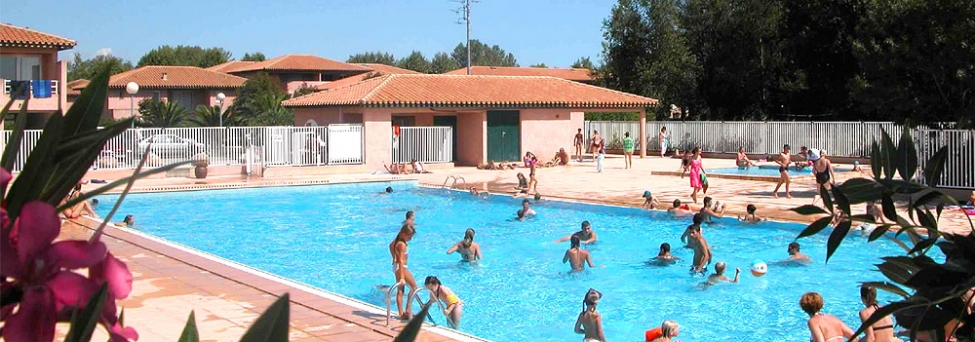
top-left (0, 56), bottom-right (41, 80)
top-left (152, 91), bottom-right (161, 102)
top-left (392, 116), bottom-right (416, 127)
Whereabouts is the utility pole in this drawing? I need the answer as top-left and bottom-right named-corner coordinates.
top-left (453, 0), bottom-right (476, 74)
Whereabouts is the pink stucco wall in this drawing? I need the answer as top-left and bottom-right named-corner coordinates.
top-left (102, 88), bottom-right (237, 120)
top-left (457, 111), bottom-right (487, 166)
top-left (362, 109), bottom-right (393, 170)
top-left (0, 47), bottom-right (68, 116)
top-left (294, 107), bottom-right (364, 126)
top-left (519, 109), bottom-right (585, 160)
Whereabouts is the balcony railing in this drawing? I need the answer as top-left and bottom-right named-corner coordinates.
top-left (2, 79), bottom-right (59, 96)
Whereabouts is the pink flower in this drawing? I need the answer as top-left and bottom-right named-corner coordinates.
top-left (0, 201), bottom-right (121, 341)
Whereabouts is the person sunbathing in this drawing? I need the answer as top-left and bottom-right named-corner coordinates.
top-left (411, 159), bottom-right (432, 174)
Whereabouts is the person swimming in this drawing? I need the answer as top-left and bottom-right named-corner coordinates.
top-left (780, 242), bottom-right (812, 264)
top-left (389, 224), bottom-right (418, 320)
top-left (699, 196), bottom-right (725, 223)
top-left (522, 199), bottom-right (537, 216)
top-left (574, 289), bottom-right (606, 342)
top-left (739, 204), bottom-right (765, 223)
top-left (688, 225), bottom-right (711, 274)
top-left (115, 215), bottom-right (135, 227)
top-left (446, 228), bottom-right (482, 262)
top-left (668, 199), bottom-right (692, 217)
top-left (563, 235), bottom-right (596, 271)
top-left (424, 276), bottom-right (464, 328)
top-left (403, 210), bottom-right (416, 226)
top-left (555, 221), bottom-right (597, 245)
top-left (384, 186), bottom-right (394, 194)
top-left (653, 243), bottom-right (681, 264)
top-left (705, 262), bottom-right (740, 285)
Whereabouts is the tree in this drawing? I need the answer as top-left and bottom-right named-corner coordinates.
top-left (451, 40), bottom-right (518, 68)
top-left (189, 105), bottom-right (248, 127)
top-left (851, 0), bottom-right (975, 126)
top-left (396, 51), bottom-right (432, 73)
top-left (599, 0), bottom-right (653, 101)
top-left (642, 0), bottom-right (702, 119)
top-left (571, 57), bottom-right (595, 70)
top-left (231, 72), bottom-right (290, 126)
top-left (347, 51), bottom-right (396, 65)
top-left (67, 53), bottom-right (133, 82)
top-left (241, 52), bottom-right (267, 61)
top-left (137, 45), bottom-right (232, 68)
top-left (529, 63), bottom-right (548, 68)
top-left (137, 99), bottom-right (190, 127)
top-left (430, 52), bottom-right (460, 73)
top-left (248, 93), bottom-right (293, 126)
top-left (291, 84), bottom-right (318, 98)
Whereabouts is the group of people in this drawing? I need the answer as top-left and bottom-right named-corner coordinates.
top-left (574, 128), bottom-right (637, 172)
top-left (384, 159), bottom-right (433, 175)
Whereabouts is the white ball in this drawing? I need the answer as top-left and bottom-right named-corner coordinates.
top-left (751, 260), bottom-right (768, 277)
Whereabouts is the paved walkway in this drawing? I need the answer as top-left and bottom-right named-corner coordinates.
top-left (52, 155), bottom-right (970, 340)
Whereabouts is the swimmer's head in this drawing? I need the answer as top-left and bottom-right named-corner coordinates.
top-left (788, 242), bottom-right (801, 254)
top-left (464, 228), bottom-right (476, 242)
top-left (715, 262), bottom-right (727, 274)
top-left (522, 199), bottom-right (531, 208)
top-left (661, 320), bottom-right (680, 338)
top-left (660, 243), bottom-right (671, 254)
top-left (672, 199), bottom-right (682, 208)
top-left (406, 211), bottom-right (415, 220)
top-left (385, 187), bottom-right (393, 193)
top-left (581, 221), bottom-right (591, 231)
top-left (692, 213), bottom-right (705, 225)
top-left (688, 225), bottom-right (702, 238)
top-left (860, 285), bottom-right (877, 305)
top-left (397, 224), bottom-right (415, 241)
top-left (424, 276), bottom-right (441, 290)
top-left (584, 288), bottom-right (602, 308)
top-left (123, 215), bottom-right (134, 225)
top-left (747, 204), bottom-right (757, 214)
top-left (533, 193), bottom-right (542, 201)
top-left (92, 198), bottom-right (99, 206)
top-left (703, 196), bottom-right (713, 207)
top-left (469, 187), bottom-right (477, 194)
top-left (800, 292), bottom-right (824, 315)
top-left (570, 235), bottom-right (581, 248)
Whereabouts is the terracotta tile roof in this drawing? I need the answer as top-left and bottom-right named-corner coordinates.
top-left (443, 66), bottom-right (594, 82)
top-left (284, 74), bottom-right (657, 109)
top-left (66, 79), bottom-right (90, 96)
top-left (107, 66), bottom-right (247, 89)
top-left (206, 60), bottom-right (257, 73)
top-left (229, 54), bottom-right (371, 73)
top-left (314, 64), bottom-right (421, 91)
top-left (0, 23), bottom-right (76, 50)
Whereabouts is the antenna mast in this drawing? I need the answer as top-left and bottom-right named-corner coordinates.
top-left (452, 0), bottom-right (475, 74)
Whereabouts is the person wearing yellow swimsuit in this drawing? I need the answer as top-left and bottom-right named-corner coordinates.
top-left (424, 276), bottom-right (464, 328)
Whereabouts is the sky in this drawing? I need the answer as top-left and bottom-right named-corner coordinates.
top-left (2, 0), bottom-right (615, 68)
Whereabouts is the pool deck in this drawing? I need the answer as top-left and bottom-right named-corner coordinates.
top-left (54, 156), bottom-right (971, 341)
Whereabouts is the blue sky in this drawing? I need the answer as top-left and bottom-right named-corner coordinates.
top-left (4, 0), bottom-right (614, 68)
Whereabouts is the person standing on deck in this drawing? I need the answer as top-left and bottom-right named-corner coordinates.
top-left (659, 127), bottom-right (668, 158)
top-left (623, 132), bottom-right (635, 169)
top-left (680, 147), bottom-right (708, 204)
top-left (773, 145), bottom-right (794, 198)
top-left (574, 128), bottom-right (585, 162)
top-left (590, 130), bottom-right (602, 162)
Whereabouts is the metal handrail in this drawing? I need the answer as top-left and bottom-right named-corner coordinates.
top-left (440, 175), bottom-right (467, 190)
top-left (384, 282), bottom-right (454, 328)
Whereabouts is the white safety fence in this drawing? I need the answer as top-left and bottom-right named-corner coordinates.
top-left (392, 127), bottom-right (453, 164)
top-left (1, 125), bottom-right (364, 173)
top-left (585, 121), bottom-right (973, 189)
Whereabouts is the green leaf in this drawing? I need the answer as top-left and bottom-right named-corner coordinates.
top-left (877, 257), bottom-right (918, 285)
top-left (909, 238), bottom-right (938, 256)
top-left (881, 192), bottom-right (897, 222)
top-left (831, 186), bottom-right (850, 215)
top-left (896, 126), bottom-right (918, 181)
top-left (58, 160), bottom-right (192, 212)
top-left (923, 147), bottom-right (948, 187)
top-left (915, 209), bottom-right (939, 233)
top-left (797, 217), bottom-right (834, 239)
top-left (791, 205), bottom-right (829, 216)
top-left (860, 281), bottom-right (910, 299)
top-left (42, 120), bottom-right (139, 207)
top-left (825, 220), bottom-right (852, 263)
top-left (393, 302), bottom-right (433, 342)
top-left (837, 177), bottom-right (884, 204)
top-left (870, 141), bottom-right (882, 179)
top-left (178, 311), bottom-right (200, 342)
top-left (913, 190), bottom-right (947, 208)
top-left (881, 128), bottom-right (897, 180)
top-left (0, 99), bottom-right (26, 173)
top-left (819, 185), bottom-right (833, 214)
top-left (64, 284), bottom-right (108, 342)
top-left (4, 114), bottom-right (63, 224)
top-left (852, 300), bottom-right (926, 338)
top-left (239, 293), bottom-right (290, 342)
top-left (62, 66), bottom-right (111, 138)
top-left (868, 224), bottom-right (891, 242)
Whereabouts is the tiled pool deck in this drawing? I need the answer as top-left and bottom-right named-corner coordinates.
top-left (54, 156), bottom-right (971, 341)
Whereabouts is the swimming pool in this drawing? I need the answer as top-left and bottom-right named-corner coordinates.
top-left (709, 164), bottom-right (853, 177)
top-left (96, 182), bottom-right (915, 342)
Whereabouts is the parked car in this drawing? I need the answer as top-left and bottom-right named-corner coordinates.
top-left (137, 134), bottom-right (205, 158)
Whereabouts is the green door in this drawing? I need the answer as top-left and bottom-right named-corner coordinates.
top-left (433, 116), bottom-right (458, 162)
top-left (487, 110), bottom-right (520, 162)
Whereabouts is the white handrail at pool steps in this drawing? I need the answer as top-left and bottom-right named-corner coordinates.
top-left (441, 175), bottom-right (467, 189)
top-left (384, 280), bottom-right (452, 328)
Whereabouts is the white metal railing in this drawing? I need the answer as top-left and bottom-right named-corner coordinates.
top-left (1, 125), bottom-right (363, 173)
top-left (584, 121), bottom-right (974, 189)
top-left (3, 80), bottom-right (59, 96)
top-left (392, 127), bottom-right (453, 164)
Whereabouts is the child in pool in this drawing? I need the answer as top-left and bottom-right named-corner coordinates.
top-left (424, 276), bottom-right (464, 328)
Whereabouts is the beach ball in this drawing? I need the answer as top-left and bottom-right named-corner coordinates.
top-left (751, 259), bottom-right (768, 277)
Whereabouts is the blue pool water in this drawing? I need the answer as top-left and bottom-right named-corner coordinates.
top-left (709, 164), bottom-right (853, 177)
top-left (96, 182), bottom-right (916, 342)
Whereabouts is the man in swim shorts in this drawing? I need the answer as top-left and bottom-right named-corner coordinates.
top-left (689, 225), bottom-right (711, 274)
top-left (555, 221), bottom-right (597, 245)
top-left (773, 144), bottom-right (793, 198)
top-left (574, 128), bottom-right (585, 162)
top-left (681, 213), bottom-right (706, 248)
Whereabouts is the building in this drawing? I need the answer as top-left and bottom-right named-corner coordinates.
top-left (220, 54), bottom-right (371, 94)
top-left (70, 65), bottom-right (247, 120)
top-left (283, 74), bottom-right (656, 170)
top-left (314, 63), bottom-right (420, 92)
top-left (443, 66), bottom-right (595, 84)
top-left (0, 23), bottom-right (76, 127)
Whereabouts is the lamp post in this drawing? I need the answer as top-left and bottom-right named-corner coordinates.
top-left (216, 92), bottom-right (226, 127)
top-left (125, 82), bottom-right (139, 128)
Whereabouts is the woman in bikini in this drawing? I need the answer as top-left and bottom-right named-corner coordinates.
top-left (424, 276), bottom-right (464, 328)
top-left (446, 228), bottom-right (482, 262)
top-left (389, 224), bottom-right (418, 320)
top-left (800, 292), bottom-right (859, 342)
top-left (528, 165), bottom-right (539, 194)
top-left (574, 288), bottom-right (606, 342)
top-left (858, 285), bottom-right (899, 342)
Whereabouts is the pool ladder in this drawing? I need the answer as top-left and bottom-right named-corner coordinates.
top-left (441, 175), bottom-right (467, 190)
top-left (384, 281), bottom-right (453, 328)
